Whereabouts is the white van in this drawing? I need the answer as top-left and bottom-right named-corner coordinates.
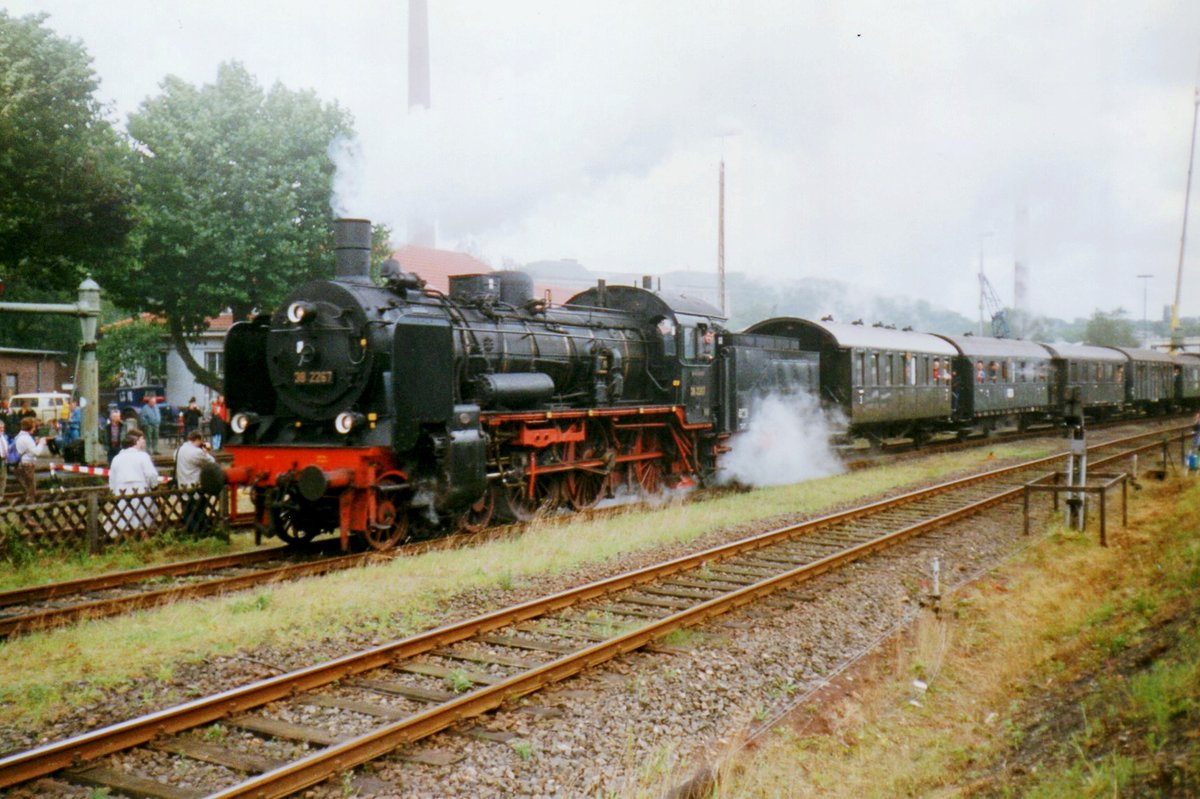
top-left (9, 392), bottom-right (71, 424)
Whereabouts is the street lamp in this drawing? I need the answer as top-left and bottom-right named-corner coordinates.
top-left (1137, 273), bottom-right (1154, 346)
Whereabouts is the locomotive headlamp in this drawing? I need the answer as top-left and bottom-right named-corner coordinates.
top-left (335, 411), bottom-right (365, 435)
top-left (230, 412), bottom-right (259, 435)
top-left (286, 301), bottom-right (317, 324)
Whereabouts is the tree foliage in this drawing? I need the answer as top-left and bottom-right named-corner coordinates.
top-left (105, 62), bottom-right (356, 389)
top-left (1083, 308), bottom-right (1139, 347)
top-left (97, 316), bottom-right (166, 388)
top-left (0, 11), bottom-right (134, 352)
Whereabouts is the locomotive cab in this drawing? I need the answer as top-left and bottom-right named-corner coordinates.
top-left (565, 283), bottom-right (726, 424)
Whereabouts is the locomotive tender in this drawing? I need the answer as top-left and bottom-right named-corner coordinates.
top-left (222, 218), bottom-right (1200, 550)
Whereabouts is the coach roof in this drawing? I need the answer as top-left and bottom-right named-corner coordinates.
top-left (744, 318), bottom-right (957, 356)
top-left (1038, 342), bottom-right (1129, 362)
top-left (932, 333), bottom-right (1053, 359)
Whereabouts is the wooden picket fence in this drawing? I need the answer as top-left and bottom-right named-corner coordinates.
top-left (0, 485), bottom-right (230, 554)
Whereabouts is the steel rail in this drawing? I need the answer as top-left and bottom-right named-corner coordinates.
top-left (0, 551), bottom-right (392, 638)
top-left (0, 425), bottom-right (1183, 791)
top-left (0, 547), bottom-right (292, 609)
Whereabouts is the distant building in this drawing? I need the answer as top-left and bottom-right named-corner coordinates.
top-left (163, 312), bottom-right (235, 409)
top-left (0, 348), bottom-right (69, 399)
top-left (391, 245), bottom-right (493, 293)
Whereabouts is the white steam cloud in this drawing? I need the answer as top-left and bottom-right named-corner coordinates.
top-left (719, 393), bottom-right (845, 487)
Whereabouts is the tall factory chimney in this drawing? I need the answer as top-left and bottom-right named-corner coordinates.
top-left (408, 0), bottom-right (431, 110)
top-left (407, 0), bottom-right (435, 246)
top-left (1013, 203), bottom-right (1030, 331)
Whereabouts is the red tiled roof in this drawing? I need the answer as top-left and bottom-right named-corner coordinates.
top-left (391, 246), bottom-right (492, 293)
top-left (103, 311), bottom-right (237, 336)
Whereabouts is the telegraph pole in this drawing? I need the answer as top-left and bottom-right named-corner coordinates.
top-left (1170, 86), bottom-right (1200, 351)
top-left (718, 159), bottom-right (726, 316)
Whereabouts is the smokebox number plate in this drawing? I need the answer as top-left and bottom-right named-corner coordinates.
top-left (294, 370), bottom-right (335, 385)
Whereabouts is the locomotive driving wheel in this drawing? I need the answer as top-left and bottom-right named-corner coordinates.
top-left (365, 479), bottom-right (408, 551)
top-left (564, 437), bottom-right (610, 511)
top-left (632, 430), bottom-right (665, 496)
top-left (458, 486), bottom-right (496, 533)
top-left (499, 449), bottom-right (563, 522)
top-left (269, 485), bottom-right (327, 548)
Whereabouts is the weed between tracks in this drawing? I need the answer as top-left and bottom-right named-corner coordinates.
top-left (708, 476), bottom-right (1200, 797)
top-left (0, 442), bottom-right (1056, 734)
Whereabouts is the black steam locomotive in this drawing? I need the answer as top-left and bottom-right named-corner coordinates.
top-left (223, 219), bottom-right (816, 548)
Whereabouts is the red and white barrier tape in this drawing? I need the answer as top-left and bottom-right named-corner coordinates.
top-left (51, 462), bottom-right (171, 483)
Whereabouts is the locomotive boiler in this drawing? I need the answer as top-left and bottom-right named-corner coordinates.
top-left (223, 218), bottom-right (741, 549)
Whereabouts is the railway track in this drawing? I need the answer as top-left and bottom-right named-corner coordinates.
top-left (0, 519), bottom-right (550, 639)
top-left (0, 426), bottom-right (1180, 797)
top-left (3, 417), bottom-right (1183, 640)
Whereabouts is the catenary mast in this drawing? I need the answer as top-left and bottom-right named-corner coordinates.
top-left (1170, 85), bottom-right (1199, 350)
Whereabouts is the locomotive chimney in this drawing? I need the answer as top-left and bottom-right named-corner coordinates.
top-left (641, 275), bottom-right (652, 290)
top-left (335, 218), bottom-right (372, 279)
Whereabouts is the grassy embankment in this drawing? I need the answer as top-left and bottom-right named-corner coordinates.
top-left (0, 443), bottom-right (1053, 732)
top-left (712, 475), bottom-right (1200, 797)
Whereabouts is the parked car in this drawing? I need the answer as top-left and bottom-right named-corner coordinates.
top-left (102, 385), bottom-right (181, 429)
top-left (9, 392), bottom-right (70, 424)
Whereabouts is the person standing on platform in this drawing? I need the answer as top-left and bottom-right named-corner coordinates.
top-left (175, 430), bottom-right (216, 533)
top-left (0, 421), bottom-right (9, 498)
top-left (108, 430), bottom-right (160, 537)
top-left (13, 417), bottom-right (50, 503)
top-left (100, 409), bottom-right (128, 464)
top-left (65, 400), bottom-right (82, 446)
top-left (210, 395), bottom-right (228, 450)
top-left (183, 398), bottom-right (203, 436)
top-left (139, 396), bottom-right (161, 454)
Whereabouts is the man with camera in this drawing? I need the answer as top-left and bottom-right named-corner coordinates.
top-left (13, 417), bottom-right (51, 503)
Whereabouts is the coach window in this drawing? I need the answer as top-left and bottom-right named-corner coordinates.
top-left (870, 353), bottom-right (880, 386)
top-left (854, 352), bottom-right (864, 386)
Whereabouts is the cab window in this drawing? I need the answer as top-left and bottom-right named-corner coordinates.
top-left (656, 318), bottom-right (677, 357)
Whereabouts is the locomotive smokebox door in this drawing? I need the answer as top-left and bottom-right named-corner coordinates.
top-left (393, 317), bottom-right (455, 451)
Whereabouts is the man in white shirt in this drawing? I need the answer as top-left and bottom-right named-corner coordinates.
top-left (0, 420), bottom-right (9, 498)
top-left (174, 430), bottom-right (216, 533)
top-left (14, 417), bottom-right (49, 503)
top-left (108, 430), bottom-right (160, 538)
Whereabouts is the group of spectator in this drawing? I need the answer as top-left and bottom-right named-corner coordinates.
top-left (0, 399), bottom-right (83, 454)
top-left (1, 393), bottom-right (228, 525)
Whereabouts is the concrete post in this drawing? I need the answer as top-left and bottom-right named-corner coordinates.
top-left (77, 277), bottom-right (101, 464)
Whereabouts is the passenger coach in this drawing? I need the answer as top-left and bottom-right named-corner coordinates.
top-left (743, 318), bottom-right (954, 443)
top-left (1039, 343), bottom-right (1127, 418)
top-left (931, 334), bottom-right (1054, 431)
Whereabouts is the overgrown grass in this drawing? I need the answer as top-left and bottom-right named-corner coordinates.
top-left (0, 529), bottom-right (261, 593)
top-left (0, 442), bottom-right (1055, 732)
top-left (709, 476), bottom-right (1200, 798)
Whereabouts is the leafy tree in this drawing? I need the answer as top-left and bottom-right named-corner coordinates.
top-left (0, 11), bottom-right (134, 352)
top-left (106, 62), bottom-right (358, 390)
top-left (97, 316), bottom-right (167, 388)
top-left (1083, 308), bottom-right (1138, 347)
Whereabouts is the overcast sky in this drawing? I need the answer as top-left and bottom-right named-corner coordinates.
top-left (8, 0), bottom-right (1200, 322)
